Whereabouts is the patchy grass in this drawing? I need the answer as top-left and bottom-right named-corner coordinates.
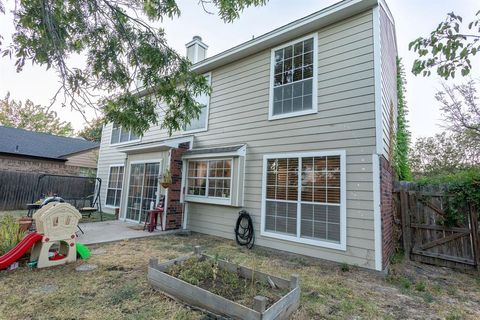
top-left (0, 210), bottom-right (115, 223)
top-left (0, 234), bottom-right (479, 319)
top-left (79, 211), bottom-right (116, 223)
top-left (0, 210), bottom-right (28, 218)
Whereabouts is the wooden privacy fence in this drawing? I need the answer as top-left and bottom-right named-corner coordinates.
top-left (395, 184), bottom-right (480, 270)
top-left (0, 170), bottom-right (96, 211)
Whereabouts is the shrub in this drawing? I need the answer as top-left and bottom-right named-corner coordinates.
top-left (0, 215), bottom-right (27, 255)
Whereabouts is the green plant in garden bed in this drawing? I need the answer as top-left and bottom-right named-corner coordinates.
top-left (415, 168), bottom-right (480, 227)
top-left (167, 256), bottom-right (288, 309)
top-left (0, 215), bottom-right (27, 255)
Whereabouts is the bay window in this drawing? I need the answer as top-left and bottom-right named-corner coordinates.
top-left (261, 151), bottom-right (346, 250)
top-left (186, 159), bottom-right (232, 202)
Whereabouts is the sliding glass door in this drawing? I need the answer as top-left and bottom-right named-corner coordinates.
top-left (126, 162), bottom-right (161, 223)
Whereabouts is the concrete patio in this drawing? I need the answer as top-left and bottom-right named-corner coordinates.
top-left (76, 220), bottom-right (180, 245)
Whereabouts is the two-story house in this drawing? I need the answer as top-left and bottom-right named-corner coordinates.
top-left (96, 0), bottom-right (397, 271)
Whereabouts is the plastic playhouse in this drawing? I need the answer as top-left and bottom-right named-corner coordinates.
top-left (0, 202), bottom-right (89, 270)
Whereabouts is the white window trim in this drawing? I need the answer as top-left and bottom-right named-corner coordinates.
top-left (182, 72), bottom-right (212, 134)
top-left (260, 150), bottom-right (347, 251)
top-left (110, 124), bottom-right (141, 146)
top-left (268, 33), bottom-right (318, 121)
top-left (105, 164), bottom-right (125, 208)
top-left (184, 157), bottom-right (233, 206)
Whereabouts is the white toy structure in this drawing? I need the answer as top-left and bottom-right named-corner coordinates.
top-left (31, 202), bottom-right (82, 268)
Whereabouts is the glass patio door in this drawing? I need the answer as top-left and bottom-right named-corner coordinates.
top-left (126, 162), bottom-right (160, 223)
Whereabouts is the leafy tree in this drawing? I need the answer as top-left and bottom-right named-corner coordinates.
top-left (435, 80), bottom-right (480, 140)
top-left (409, 11), bottom-right (480, 79)
top-left (410, 131), bottom-right (479, 177)
top-left (393, 58), bottom-right (412, 181)
top-left (0, 0), bottom-right (267, 135)
top-left (0, 93), bottom-right (74, 136)
top-left (78, 117), bottom-right (104, 142)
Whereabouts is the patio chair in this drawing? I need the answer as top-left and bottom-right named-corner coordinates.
top-left (144, 196), bottom-right (165, 232)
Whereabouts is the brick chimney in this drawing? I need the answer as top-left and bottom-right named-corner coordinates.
top-left (185, 36), bottom-right (208, 64)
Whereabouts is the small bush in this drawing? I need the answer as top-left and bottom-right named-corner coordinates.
top-left (0, 215), bottom-right (26, 255)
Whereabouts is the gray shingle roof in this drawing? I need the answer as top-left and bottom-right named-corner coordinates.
top-left (0, 126), bottom-right (99, 160)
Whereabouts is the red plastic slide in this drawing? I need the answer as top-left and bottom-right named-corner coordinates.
top-left (0, 232), bottom-right (43, 270)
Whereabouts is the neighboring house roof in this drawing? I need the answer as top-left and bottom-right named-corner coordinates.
top-left (0, 126), bottom-right (99, 161)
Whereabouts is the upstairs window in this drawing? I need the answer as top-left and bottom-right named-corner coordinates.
top-left (269, 35), bottom-right (318, 120)
top-left (184, 74), bottom-right (211, 132)
top-left (111, 124), bottom-right (139, 144)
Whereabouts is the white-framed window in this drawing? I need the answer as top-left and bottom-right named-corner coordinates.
top-left (261, 150), bottom-right (346, 251)
top-left (269, 34), bottom-right (318, 120)
top-left (185, 158), bottom-right (232, 205)
top-left (106, 165), bottom-right (124, 207)
top-left (184, 73), bottom-right (211, 133)
top-left (110, 124), bottom-right (140, 144)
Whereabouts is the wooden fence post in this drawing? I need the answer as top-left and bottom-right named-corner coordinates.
top-left (400, 187), bottom-right (411, 260)
top-left (469, 205), bottom-right (480, 268)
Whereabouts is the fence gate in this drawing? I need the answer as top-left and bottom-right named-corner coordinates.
top-left (399, 189), bottom-right (480, 269)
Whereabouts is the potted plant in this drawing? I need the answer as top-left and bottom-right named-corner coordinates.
top-left (159, 168), bottom-right (172, 189)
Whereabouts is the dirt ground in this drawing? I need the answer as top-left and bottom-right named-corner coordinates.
top-left (0, 233), bottom-right (479, 320)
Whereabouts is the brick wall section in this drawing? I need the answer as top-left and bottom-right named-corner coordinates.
top-left (380, 155), bottom-right (395, 269)
top-left (164, 142), bottom-right (190, 230)
top-left (0, 155), bottom-right (81, 175)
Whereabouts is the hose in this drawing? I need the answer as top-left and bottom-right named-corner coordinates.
top-left (235, 210), bottom-right (255, 249)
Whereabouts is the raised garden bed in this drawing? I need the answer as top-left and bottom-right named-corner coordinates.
top-left (148, 246), bottom-right (300, 320)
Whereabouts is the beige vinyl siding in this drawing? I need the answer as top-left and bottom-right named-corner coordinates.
top-left (96, 9), bottom-right (382, 269)
top-left (379, 6), bottom-right (397, 160)
top-left (186, 10), bottom-right (377, 269)
top-left (97, 125), bottom-right (127, 214)
top-left (65, 149), bottom-right (98, 169)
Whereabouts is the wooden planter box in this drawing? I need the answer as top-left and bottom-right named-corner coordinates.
top-left (148, 246), bottom-right (300, 320)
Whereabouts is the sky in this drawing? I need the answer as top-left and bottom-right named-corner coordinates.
top-left (0, 0), bottom-right (479, 140)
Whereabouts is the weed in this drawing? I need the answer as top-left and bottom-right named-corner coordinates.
top-left (398, 276), bottom-right (412, 289)
top-left (415, 281), bottom-right (426, 292)
top-left (340, 263), bottom-right (350, 272)
top-left (446, 309), bottom-right (466, 320)
top-left (110, 284), bottom-right (139, 305)
top-left (421, 291), bottom-right (434, 303)
top-left (390, 250), bottom-right (404, 265)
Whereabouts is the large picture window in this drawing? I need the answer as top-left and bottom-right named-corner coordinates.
top-left (269, 34), bottom-right (318, 120)
top-left (111, 124), bottom-right (139, 144)
top-left (262, 151), bottom-right (346, 250)
top-left (187, 159), bottom-right (231, 199)
top-left (106, 165), bottom-right (124, 207)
